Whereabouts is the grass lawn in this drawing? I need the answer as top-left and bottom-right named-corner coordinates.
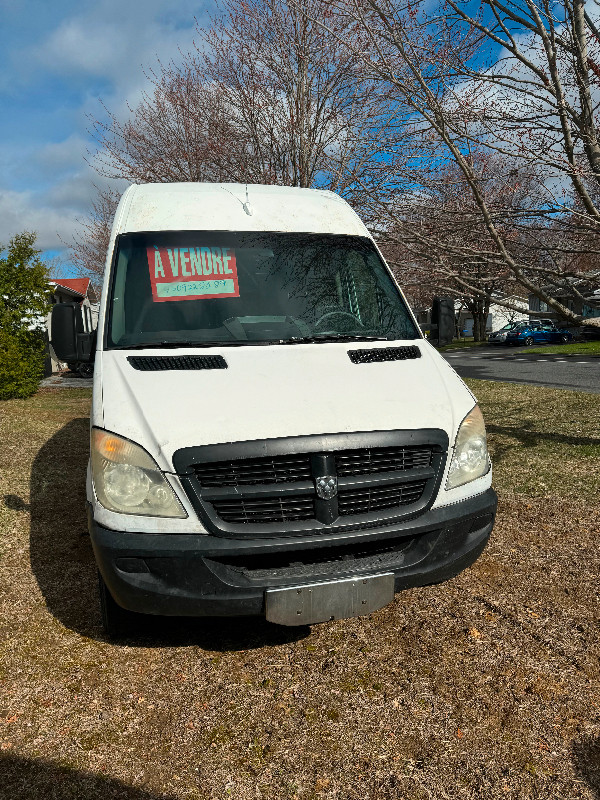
top-left (513, 340), bottom-right (600, 356)
top-left (1, 384), bottom-right (599, 799)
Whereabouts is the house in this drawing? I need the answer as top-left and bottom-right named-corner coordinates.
top-left (413, 296), bottom-right (528, 339)
top-left (47, 278), bottom-right (99, 372)
top-left (528, 276), bottom-right (600, 324)
top-left (456, 298), bottom-right (528, 337)
top-left (50, 277), bottom-right (99, 327)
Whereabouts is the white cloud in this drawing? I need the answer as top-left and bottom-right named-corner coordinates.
top-left (32, 0), bottom-right (203, 99)
top-left (34, 133), bottom-right (89, 173)
top-left (0, 133), bottom-right (129, 250)
top-left (0, 130), bottom-right (126, 252)
top-left (1, 0), bottom-right (207, 255)
top-left (0, 188), bottom-right (81, 250)
top-left (40, 20), bottom-right (128, 78)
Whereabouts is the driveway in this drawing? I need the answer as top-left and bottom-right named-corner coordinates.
top-left (41, 372), bottom-right (93, 389)
top-left (442, 347), bottom-right (600, 394)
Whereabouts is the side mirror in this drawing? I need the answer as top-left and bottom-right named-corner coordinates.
top-left (51, 303), bottom-right (95, 363)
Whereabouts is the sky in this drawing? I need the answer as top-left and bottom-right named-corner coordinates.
top-left (0, 0), bottom-right (207, 273)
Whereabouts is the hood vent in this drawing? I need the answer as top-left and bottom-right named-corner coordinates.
top-left (127, 355), bottom-right (227, 371)
top-left (348, 346), bottom-right (421, 364)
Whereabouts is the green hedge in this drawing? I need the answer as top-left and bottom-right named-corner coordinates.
top-left (0, 328), bottom-right (46, 400)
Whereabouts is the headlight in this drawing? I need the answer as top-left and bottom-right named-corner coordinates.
top-left (446, 405), bottom-right (490, 490)
top-left (91, 429), bottom-right (187, 517)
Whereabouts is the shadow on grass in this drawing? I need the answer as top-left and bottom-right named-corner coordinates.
top-left (3, 494), bottom-right (31, 512)
top-left (573, 735), bottom-right (600, 799)
top-left (487, 423), bottom-right (600, 449)
top-left (486, 422), bottom-right (600, 467)
top-left (28, 419), bottom-right (308, 651)
top-left (0, 752), bottom-right (177, 800)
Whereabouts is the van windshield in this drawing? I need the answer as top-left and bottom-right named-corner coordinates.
top-left (106, 231), bottom-right (419, 348)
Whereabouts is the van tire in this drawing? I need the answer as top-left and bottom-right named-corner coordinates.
top-left (98, 572), bottom-right (136, 638)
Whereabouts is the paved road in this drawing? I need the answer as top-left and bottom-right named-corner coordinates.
top-left (442, 346), bottom-right (600, 394)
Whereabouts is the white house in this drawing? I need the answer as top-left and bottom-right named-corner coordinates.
top-left (456, 297), bottom-right (528, 337)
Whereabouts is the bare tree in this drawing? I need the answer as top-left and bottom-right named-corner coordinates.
top-left (67, 187), bottom-right (120, 280)
top-left (316, 0), bottom-right (600, 327)
top-left (86, 0), bottom-right (388, 195)
top-left (72, 0), bottom-right (393, 278)
top-left (383, 152), bottom-right (535, 339)
top-left (73, 75), bottom-right (235, 278)
top-left (194, 0), bottom-right (389, 195)
top-left (89, 72), bottom-right (237, 184)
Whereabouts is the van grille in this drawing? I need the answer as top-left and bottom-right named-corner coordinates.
top-left (348, 346), bottom-right (420, 364)
top-left (176, 431), bottom-right (446, 537)
top-left (127, 355), bottom-right (227, 371)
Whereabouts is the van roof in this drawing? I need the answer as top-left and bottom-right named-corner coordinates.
top-left (116, 183), bottom-right (370, 238)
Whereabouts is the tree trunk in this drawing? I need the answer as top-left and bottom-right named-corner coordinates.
top-left (473, 310), bottom-right (488, 342)
top-left (465, 295), bottom-right (488, 342)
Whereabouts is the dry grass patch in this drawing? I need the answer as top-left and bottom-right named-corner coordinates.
top-left (0, 383), bottom-right (599, 800)
top-left (473, 379), bottom-right (600, 502)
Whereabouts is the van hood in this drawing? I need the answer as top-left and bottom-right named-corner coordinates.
top-left (98, 342), bottom-right (474, 473)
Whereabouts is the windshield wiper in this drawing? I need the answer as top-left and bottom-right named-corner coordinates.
top-left (281, 334), bottom-right (392, 344)
top-left (111, 340), bottom-right (232, 350)
top-left (111, 335), bottom-right (396, 350)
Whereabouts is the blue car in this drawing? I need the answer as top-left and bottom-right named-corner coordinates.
top-left (505, 320), bottom-right (572, 346)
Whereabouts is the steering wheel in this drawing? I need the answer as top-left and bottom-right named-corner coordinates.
top-left (314, 310), bottom-right (364, 330)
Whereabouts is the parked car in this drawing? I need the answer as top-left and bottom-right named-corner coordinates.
top-left (505, 320), bottom-right (572, 346)
top-left (488, 321), bottom-right (523, 344)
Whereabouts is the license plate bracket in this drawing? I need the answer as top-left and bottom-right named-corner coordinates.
top-left (265, 573), bottom-right (395, 626)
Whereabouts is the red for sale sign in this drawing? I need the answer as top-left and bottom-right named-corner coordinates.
top-left (146, 245), bottom-right (240, 302)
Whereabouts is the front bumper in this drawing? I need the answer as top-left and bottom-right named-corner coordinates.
top-left (89, 487), bottom-right (497, 618)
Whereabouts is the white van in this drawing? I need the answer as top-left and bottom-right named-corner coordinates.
top-left (52, 183), bottom-right (496, 634)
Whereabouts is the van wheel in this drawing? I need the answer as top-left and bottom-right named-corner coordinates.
top-left (98, 572), bottom-right (135, 638)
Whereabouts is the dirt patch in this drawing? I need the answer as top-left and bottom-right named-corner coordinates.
top-left (0, 383), bottom-right (598, 799)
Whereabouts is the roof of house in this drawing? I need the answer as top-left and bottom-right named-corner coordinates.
top-left (51, 277), bottom-right (90, 297)
top-left (50, 278), bottom-right (91, 299)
